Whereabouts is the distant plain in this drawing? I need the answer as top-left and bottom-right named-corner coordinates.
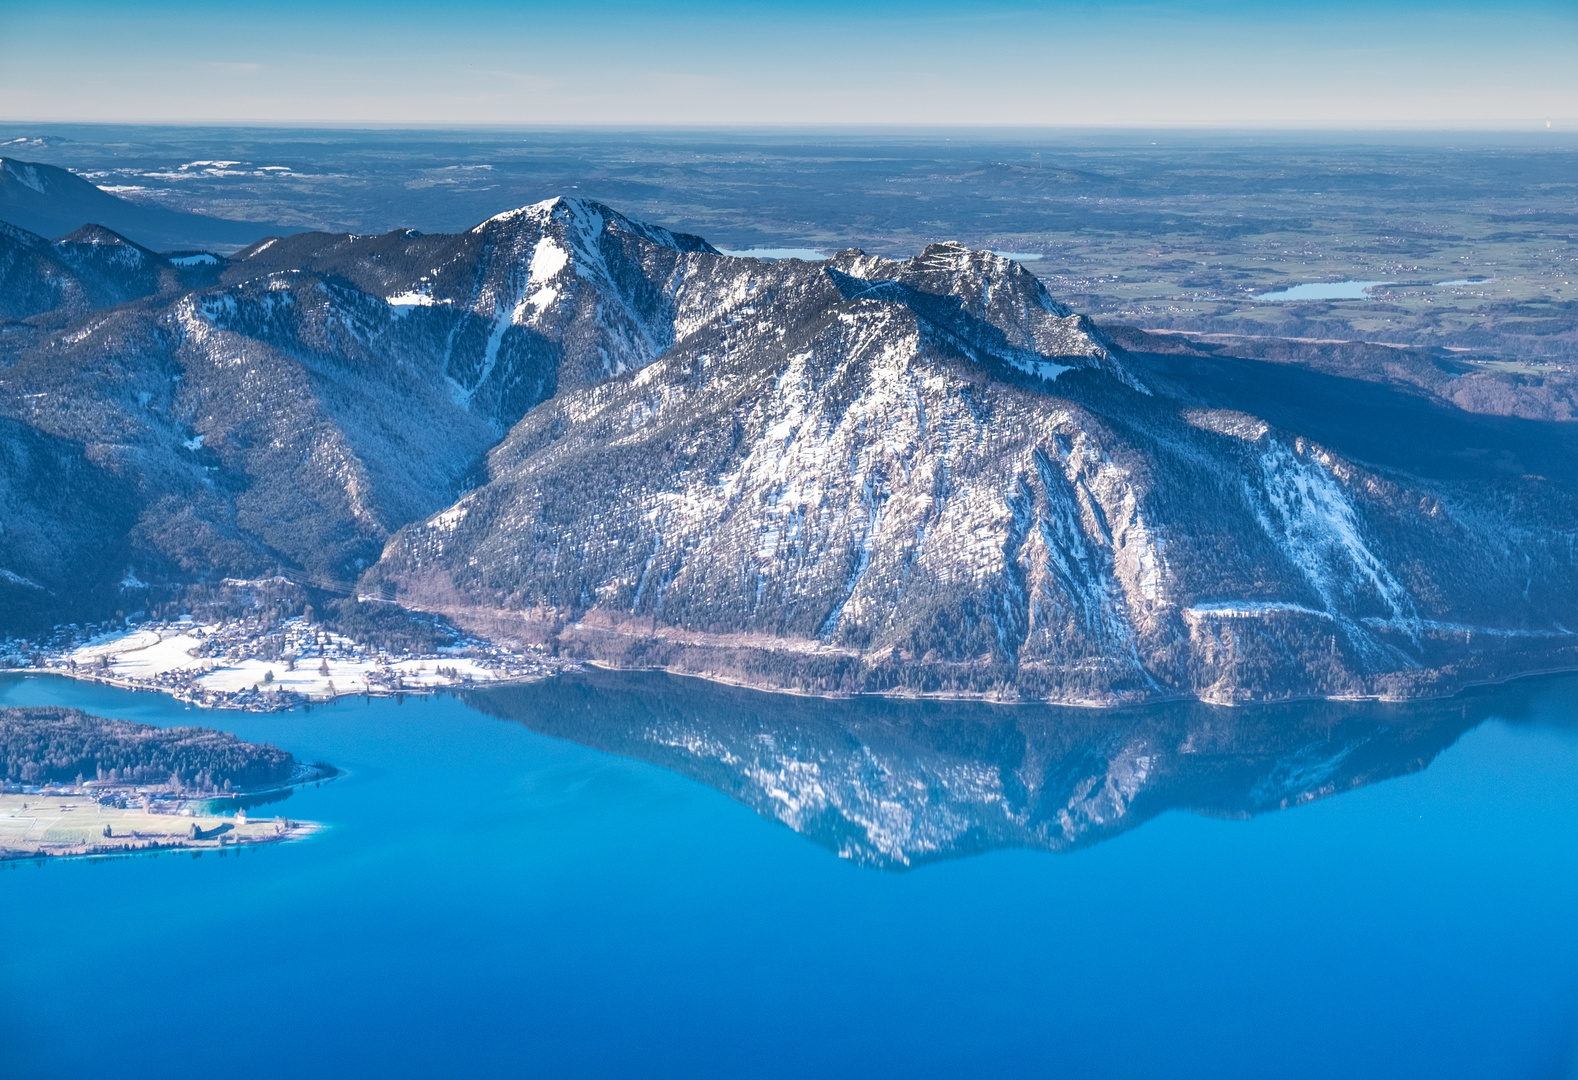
top-left (5, 125), bottom-right (1572, 362)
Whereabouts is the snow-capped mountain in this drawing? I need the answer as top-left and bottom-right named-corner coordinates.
top-left (2, 195), bottom-right (1575, 703)
top-left (368, 211), bottom-right (1578, 705)
top-left (230, 197), bottom-right (718, 430)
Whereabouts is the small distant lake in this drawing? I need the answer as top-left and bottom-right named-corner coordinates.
top-left (991, 251), bottom-right (1044, 261)
top-left (1255, 280), bottom-right (1394, 301)
top-left (4, 670), bottom-right (1578, 1079)
top-left (718, 248), bottom-right (825, 261)
top-left (1256, 278), bottom-right (1493, 301)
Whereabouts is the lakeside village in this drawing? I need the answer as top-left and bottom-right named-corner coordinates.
top-left (0, 761), bottom-right (332, 860)
top-left (0, 600), bottom-right (563, 712)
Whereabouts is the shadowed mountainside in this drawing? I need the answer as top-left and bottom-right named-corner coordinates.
top-left (0, 157), bottom-right (283, 252)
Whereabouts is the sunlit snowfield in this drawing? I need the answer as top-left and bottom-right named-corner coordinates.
top-left (4, 671), bottom-right (1578, 1079)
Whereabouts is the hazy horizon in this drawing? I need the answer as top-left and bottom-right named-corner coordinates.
top-left (2, 0), bottom-right (1574, 129)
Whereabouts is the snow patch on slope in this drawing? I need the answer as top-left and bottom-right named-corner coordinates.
top-left (1251, 438), bottom-right (1421, 664)
top-left (0, 568), bottom-right (43, 589)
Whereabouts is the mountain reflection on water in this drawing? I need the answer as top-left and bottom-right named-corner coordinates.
top-left (463, 670), bottom-right (1526, 868)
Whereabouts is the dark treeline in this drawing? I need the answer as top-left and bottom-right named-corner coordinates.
top-left (0, 706), bottom-right (294, 790)
top-left (322, 598), bottom-right (459, 655)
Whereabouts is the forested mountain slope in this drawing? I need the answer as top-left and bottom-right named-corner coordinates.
top-left (371, 239), bottom-right (1578, 703)
top-left (0, 198), bottom-right (716, 621)
top-left (3, 194), bottom-right (1574, 703)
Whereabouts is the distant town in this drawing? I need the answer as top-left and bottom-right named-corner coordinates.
top-left (1, 611), bottom-right (564, 711)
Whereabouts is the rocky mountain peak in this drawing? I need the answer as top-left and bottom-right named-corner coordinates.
top-left (54, 222), bottom-right (145, 248)
top-left (471, 195), bottom-right (719, 257)
top-left (819, 242), bottom-right (1132, 388)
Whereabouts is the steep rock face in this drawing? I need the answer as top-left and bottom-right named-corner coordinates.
top-left (373, 247), bottom-right (1578, 704)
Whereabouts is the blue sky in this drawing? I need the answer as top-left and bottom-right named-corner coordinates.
top-left (1, 0), bottom-right (1574, 126)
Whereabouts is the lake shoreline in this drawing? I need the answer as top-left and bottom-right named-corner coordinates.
top-left (23, 660), bottom-right (556, 713)
top-left (9, 647), bottom-right (1577, 719)
top-left (580, 658), bottom-right (1578, 711)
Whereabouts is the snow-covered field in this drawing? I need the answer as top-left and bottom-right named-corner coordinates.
top-left (53, 616), bottom-right (547, 708)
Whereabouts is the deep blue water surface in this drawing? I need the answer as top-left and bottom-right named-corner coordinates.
top-left (5, 673), bottom-right (1578, 1078)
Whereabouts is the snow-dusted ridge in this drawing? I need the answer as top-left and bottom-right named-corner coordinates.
top-left (362, 203), bottom-right (1578, 706)
top-left (1, 194), bottom-right (1574, 707)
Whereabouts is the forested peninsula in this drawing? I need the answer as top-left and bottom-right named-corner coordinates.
top-left (1, 706), bottom-right (294, 790)
top-left (1, 706), bottom-right (330, 860)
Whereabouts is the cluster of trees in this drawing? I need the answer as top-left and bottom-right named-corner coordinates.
top-left (0, 706), bottom-right (294, 790)
top-left (322, 598), bottom-right (458, 655)
top-left (172, 580), bottom-right (313, 630)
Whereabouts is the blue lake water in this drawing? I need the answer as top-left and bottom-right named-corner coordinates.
top-left (718, 248), bottom-right (826, 261)
top-left (1255, 278), bottom-right (1493, 301)
top-left (5, 671), bottom-right (1578, 1078)
top-left (1256, 280), bottom-right (1394, 301)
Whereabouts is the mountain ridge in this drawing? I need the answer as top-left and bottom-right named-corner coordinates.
top-left (2, 194), bottom-right (1574, 705)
